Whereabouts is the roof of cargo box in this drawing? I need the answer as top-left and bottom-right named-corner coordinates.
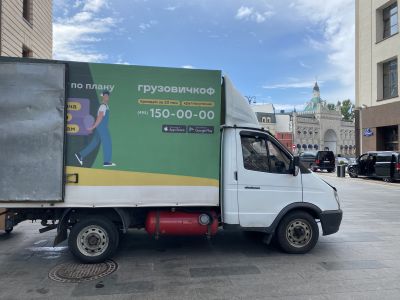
top-left (223, 76), bottom-right (260, 128)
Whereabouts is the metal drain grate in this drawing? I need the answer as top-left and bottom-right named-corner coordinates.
top-left (49, 260), bottom-right (118, 283)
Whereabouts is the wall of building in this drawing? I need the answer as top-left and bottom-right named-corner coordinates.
top-left (293, 107), bottom-right (355, 155)
top-left (275, 114), bottom-right (291, 132)
top-left (0, 0), bottom-right (52, 58)
top-left (356, 0), bottom-right (400, 153)
top-left (357, 0), bottom-right (400, 108)
top-left (359, 101), bottom-right (400, 151)
top-left (275, 132), bottom-right (293, 151)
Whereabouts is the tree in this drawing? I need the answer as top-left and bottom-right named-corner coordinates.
top-left (327, 103), bottom-right (335, 110)
top-left (341, 99), bottom-right (355, 121)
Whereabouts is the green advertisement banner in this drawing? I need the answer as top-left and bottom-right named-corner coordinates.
top-left (65, 62), bottom-right (222, 183)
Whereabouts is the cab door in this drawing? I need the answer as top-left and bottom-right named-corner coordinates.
top-left (236, 130), bottom-right (303, 228)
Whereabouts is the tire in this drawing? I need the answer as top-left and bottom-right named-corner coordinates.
top-left (327, 168), bottom-right (334, 173)
top-left (68, 215), bottom-right (119, 263)
top-left (312, 168), bottom-right (317, 172)
top-left (348, 167), bottom-right (358, 178)
top-left (5, 227), bottom-right (13, 234)
top-left (276, 211), bottom-right (319, 254)
top-left (383, 177), bottom-right (393, 183)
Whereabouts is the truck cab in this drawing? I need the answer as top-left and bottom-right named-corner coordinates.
top-left (222, 127), bottom-right (342, 253)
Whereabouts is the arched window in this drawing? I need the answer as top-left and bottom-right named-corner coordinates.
top-left (261, 117), bottom-right (267, 123)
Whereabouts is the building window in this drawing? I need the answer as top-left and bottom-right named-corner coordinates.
top-left (22, 45), bottom-right (33, 57)
top-left (383, 59), bottom-right (398, 99)
top-left (383, 2), bottom-right (398, 39)
top-left (23, 0), bottom-right (32, 24)
top-left (377, 125), bottom-right (398, 151)
top-left (266, 117), bottom-right (271, 123)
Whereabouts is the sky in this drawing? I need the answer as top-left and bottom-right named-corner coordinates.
top-left (53, 0), bottom-right (355, 111)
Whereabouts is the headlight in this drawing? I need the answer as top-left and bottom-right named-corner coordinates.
top-left (334, 189), bottom-right (340, 209)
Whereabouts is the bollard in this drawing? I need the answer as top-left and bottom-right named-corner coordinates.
top-left (337, 165), bottom-right (345, 177)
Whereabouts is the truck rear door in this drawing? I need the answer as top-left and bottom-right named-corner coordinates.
top-left (0, 60), bottom-right (66, 202)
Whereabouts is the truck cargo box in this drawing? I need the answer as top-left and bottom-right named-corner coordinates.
top-left (0, 58), bottom-right (222, 207)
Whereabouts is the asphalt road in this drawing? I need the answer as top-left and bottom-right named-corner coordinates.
top-left (0, 175), bottom-right (400, 299)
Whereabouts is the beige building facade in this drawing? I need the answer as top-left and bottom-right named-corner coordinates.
top-left (0, 0), bottom-right (52, 59)
top-left (356, 0), bottom-right (400, 154)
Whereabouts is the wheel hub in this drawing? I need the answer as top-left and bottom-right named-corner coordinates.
top-left (77, 225), bottom-right (109, 257)
top-left (293, 226), bottom-right (305, 239)
top-left (88, 235), bottom-right (100, 246)
top-left (286, 219), bottom-right (312, 248)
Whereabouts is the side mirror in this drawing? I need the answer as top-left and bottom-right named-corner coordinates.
top-left (291, 156), bottom-right (300, 176)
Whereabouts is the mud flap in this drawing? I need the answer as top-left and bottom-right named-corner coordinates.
top-left (0, 209), bottom-right (7, 231)
top-left (53, 209), bottom-right (72, 246)
top-left (0, 209), bottom-right (14, 232)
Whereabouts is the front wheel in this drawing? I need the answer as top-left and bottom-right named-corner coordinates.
top-left (68, 215), bottom-right (119, 263)
top-left (276, 211), bottom-right (319, 254)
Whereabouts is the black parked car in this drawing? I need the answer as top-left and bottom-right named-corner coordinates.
top-left (347, 151), bottom-right (400, 182)
top-left (299, 151), bottom-right (316, 169)
top-left (299, 151), bottom-right (335, 172)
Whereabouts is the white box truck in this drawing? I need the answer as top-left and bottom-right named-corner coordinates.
top-left (0, 58), bottom-right (342, 263)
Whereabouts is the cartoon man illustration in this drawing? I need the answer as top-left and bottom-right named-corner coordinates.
top-left (75, 90), bottom-right (116, 167)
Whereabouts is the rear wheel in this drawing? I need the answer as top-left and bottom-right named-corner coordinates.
top-left (348, 167), bottom-right (358, 178)
top-left (277, 211), bottom-right (319, 254)
top-left (383, 177), bottom-right (393, 183)
top-left (68, 215), bottom-right (119, 263)
top-left (327, 168), bottom-right (334, 173)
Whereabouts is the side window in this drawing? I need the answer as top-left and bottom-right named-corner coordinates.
top-left (266, 140), bottom-right (291, 174)
top-left (376, 154), bottom-right (392, 162)
top-left (241, 136), bottom-right (269, 172)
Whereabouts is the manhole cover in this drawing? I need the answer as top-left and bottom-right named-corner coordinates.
top-left (49, 260), bottom-right (118, 283)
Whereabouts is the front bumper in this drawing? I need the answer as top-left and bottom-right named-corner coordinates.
top-left (320, 209), bottom-right (343, 235)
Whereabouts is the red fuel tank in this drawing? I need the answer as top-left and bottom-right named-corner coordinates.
top-left (145, 211), bottom-right (218, 236)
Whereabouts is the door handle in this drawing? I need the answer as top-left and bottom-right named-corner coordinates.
top-left (245, 186), bottom-right (260, 190)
